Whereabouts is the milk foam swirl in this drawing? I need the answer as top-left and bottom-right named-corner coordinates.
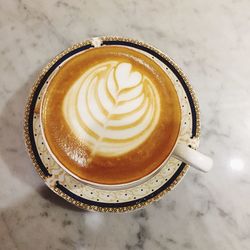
top-left (63, 61), bottom-right (160, 157)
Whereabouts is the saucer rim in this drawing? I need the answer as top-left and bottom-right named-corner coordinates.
top-left (24, 36), bottom-right (200, 212)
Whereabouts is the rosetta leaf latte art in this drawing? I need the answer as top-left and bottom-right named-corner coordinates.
top-left (63, 61), bottom-right (160, 157)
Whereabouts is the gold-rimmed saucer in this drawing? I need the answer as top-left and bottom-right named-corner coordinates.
top-left (24, 37), bottom-right (200, 212)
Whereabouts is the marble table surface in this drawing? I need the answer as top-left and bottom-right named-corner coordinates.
top-left (1, 0), bottom-right (250, 249)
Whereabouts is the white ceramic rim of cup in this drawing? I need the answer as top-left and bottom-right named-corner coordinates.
top-left (39, 37), bottom-right (182, 190)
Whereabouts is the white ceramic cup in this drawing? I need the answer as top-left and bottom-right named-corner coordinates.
top-left (40, 37), bottom-right (213, 190)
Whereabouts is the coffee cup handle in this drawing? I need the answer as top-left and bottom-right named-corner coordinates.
top-left (173, 144), bottom-right (213, 172)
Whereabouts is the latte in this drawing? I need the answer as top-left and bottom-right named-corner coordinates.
top-left (41, 46), bottom-right (181, 185)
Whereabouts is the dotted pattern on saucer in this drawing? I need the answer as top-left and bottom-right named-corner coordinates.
top-left (24, 36), bottom-right (200, 212)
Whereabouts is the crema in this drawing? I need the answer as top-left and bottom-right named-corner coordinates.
top-left (41, 46), bottom-right (181, 185)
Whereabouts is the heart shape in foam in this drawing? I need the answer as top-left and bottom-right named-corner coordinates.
top-left (115, 63), bottom-right (142, 90)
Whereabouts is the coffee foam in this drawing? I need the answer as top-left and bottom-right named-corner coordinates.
top-left (63, 61), bottom-right (160, 157)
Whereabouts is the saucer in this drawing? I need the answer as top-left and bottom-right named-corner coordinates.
top-left (24, 37), bottom-right (200, 212)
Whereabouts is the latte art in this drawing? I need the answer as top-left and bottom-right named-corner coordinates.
top-left (63, 62), bottom-right (160, 157)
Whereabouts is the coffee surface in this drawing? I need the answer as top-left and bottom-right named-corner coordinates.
top-left (42, 46), bottom-right (181, 184)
